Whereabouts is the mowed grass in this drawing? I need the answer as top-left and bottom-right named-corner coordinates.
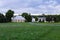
top-left (0, 23), bottom-right (60, 40)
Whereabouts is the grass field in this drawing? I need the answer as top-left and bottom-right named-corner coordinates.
top-left (0, 22), bottom-right (60, 40)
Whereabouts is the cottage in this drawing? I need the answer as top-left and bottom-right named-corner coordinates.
top-left (11, 16), bottom-right (25, 22)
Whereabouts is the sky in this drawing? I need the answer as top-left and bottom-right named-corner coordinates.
top-left (0, 0), bottom-right (60, 15)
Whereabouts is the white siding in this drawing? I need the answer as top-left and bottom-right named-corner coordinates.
top-left (11, 16), bottom-right (25, 22)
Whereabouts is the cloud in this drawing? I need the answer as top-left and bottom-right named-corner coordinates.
top-left (0, 0), bottom-right (60, 15)
top-left (37, 0), bottom-right (60, 15)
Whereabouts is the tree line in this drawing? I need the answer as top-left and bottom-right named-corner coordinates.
top-left (46, 15), bottom-right (60, 22)
top-left (0, 10), bottom-right (14, 23)
top-left (0, 10), bottom-right (60, 23)
top-left (0, 10), bottom-right (32, 23)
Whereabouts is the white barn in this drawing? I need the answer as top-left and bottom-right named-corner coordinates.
top-left (11, 16), bottom-right (25, 22)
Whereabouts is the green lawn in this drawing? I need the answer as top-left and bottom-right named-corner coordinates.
top-left (0, 22), bottom-right (60, 40)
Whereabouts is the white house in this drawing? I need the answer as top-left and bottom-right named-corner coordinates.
top-left (11, 15), bottom-right (46, 22)
top-left (38, 17), bottom-right (46, 22)
top-left (32, 18), bottom-right (35, 22)
top-left (11, 16), bottom-right (25, 22)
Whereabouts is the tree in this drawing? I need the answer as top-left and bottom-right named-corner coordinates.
top-left (46, 15), bottom-right (52, 22)
top-left (42, 14), bottom-right (45, 17)
top-left (28, 14), bottom-right (32, 22)
top-left (34, 16), bottom-right (38, 21)
top-left (22, 13), bottom-right (32, 22)
top-left (0, 13), bottom-right (6, 23)
top-left (6, 10), bottom-right (14, 22)
top-left (53, 15), bottom-right (60, 22)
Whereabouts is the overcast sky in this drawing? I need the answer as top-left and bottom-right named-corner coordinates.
top-left (0, 0), bottom-right (60, 15)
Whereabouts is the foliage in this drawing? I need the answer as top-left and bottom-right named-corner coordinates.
top-left (46, 15), bottom-right (52, 22)
top-left (0, 13), bottom-right (7, 23)
top-left (34, 16), bottom-right (38, 21)
top-left (22, 13), bottom-right (32, 22)
top-left (6, 10), bottom-right (14, 22)
top-left (45, 15), bottom-right (60, 22)
top-left (53, 15), bottom-right (60, 22)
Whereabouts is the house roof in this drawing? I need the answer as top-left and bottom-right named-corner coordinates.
top-left (12, 16), bottom-right (25, 20)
